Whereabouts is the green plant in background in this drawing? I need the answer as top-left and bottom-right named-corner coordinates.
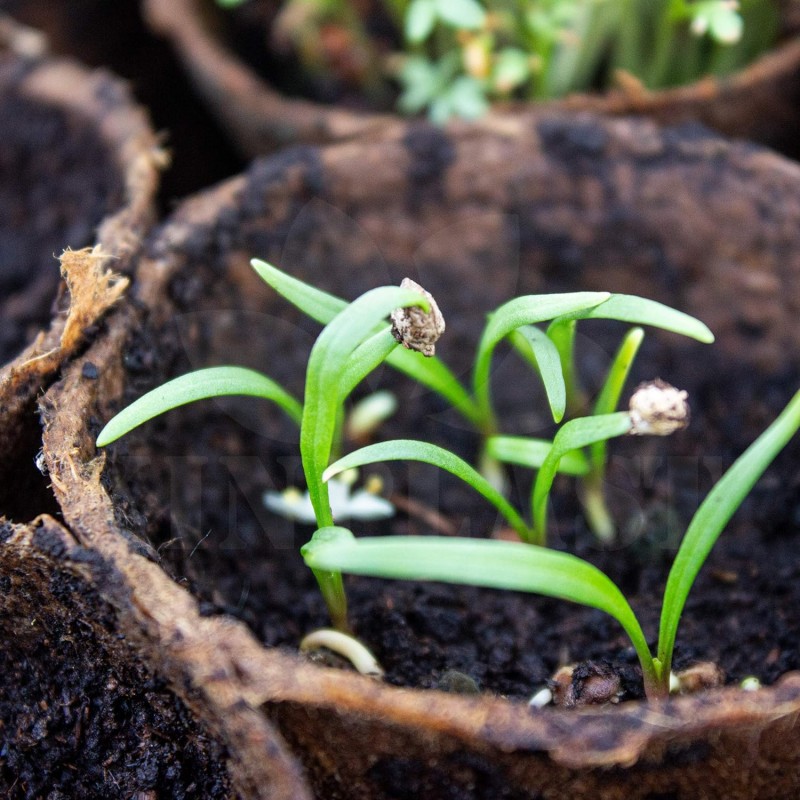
top-left (303, 388), bottom-right (800, 698)
top-left (215, 0), bottom-right (778, 122)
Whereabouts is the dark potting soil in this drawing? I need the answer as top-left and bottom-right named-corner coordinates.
top-left (0, 91), bottom-right (123, 367)
top-left (0, 527), bottom-right (232, 800)
top-left (104, 251), bottom-right (800, 704)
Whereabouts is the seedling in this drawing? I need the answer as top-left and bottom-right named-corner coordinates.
top-left (97, 261), bottom-right (710, 632)
top-left (98, 277), bottom-right (435, 630)
top-left (302, 387), bottom-right (800, 698)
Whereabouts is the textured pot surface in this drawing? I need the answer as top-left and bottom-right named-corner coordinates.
top-left (0, 16), bottom-right (161, 523)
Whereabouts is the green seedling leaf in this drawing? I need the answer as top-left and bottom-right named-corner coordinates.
top-left (657, 388), bottom-right (800, 681)
top-left (302, 528), bottom-right (657, 691)
top-left (398, 56), bottom-right (442, 113)
top-left (508, 325), bottom-right (567, 422)
top-left (473, 292), bottom-right (610, 425)
top-left (546, 294), bottom-right (711, 415)
top-left (531, 412), bottom-right (632, 544)
top-left (96, 366), bottom-right (302, 447)
top-left (302, 286), bottom-right (428, 527)
top-left (493, 48), bottom-right (532, 93)
top-left (251, 258), bottom-right (346, 322)
top-left (302, 288), bottom-right (429, 630)
top-left (406, 0), bottom-right (437, 43)
top-left (323, 440), bottom-right (531, 540)
top-left (551, 294), bottom-right (714, 344)
top-left (339, 328), bottom-right (398, 400)
top-left (252, 259), bottom-right (482, 427)
top-left (590, 326), bottom-right (645, 474)
top-left (444, 75), bottom-right (490, 121)
top-left (486, 435), bottom-right (589, 476)
top-left (547, 318), bottom-right (582, 416)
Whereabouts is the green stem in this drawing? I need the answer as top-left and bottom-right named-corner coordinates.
top-left (580, 474), bottom-right (616, 544)
top-left (312, 568), bottom-right (349, 631)
top-left (531, 412), bottom-right (632, 545)
top-left (589, 328), bottom-right (644, 475)
top-left (581, 327), bottom-right (644, 541)
top-left (645, 656), bottom-right (667, 700)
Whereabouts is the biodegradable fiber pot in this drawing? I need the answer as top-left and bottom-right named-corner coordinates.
top-left (33, 111), bottom-right (800, 798)
top-left (143, 0), bottom-right (800, 157)
top-left (0, 16), bottom-right (162, 523)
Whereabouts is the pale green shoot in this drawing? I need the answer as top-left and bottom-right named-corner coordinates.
top-left (95, 365), bottom-right (302, 447)
top-left (346, 390), bottom-right (399, 441)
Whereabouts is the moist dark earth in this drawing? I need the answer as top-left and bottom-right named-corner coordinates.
top-left (0, 522), bottom-right (232, 800)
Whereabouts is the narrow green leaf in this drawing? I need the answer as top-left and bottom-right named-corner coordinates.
top-left (252, 259), bottom-right (482, 427)
top-left (302, 287), bottom-right (429, 526)
top-left (251, 258), bottom-right (346, 323)
top-left (323, 440), bottom-right (531, 540)
top-left (473, 292), bottom-right (610, 425)
top-left (546, 318), bottom-right (582, 417)
top-left (657, 389), bottom-right (800, 678)
top-left (508, 325), bottom-right (566, 422)
top-left (96, 366), bottom-right (302, 447)
top-left (303, 528), bottom-right (656, 690)
top-left (531, 412), bottom-right (632, 544)
top-left (556, 294), bottom-right (714, 343)
top-left (340, 327), bottom-right (398, 401)
top-left (590, 327), bottom-right (645, 473)
top-left (486, 435), bottom-right (589, 476)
